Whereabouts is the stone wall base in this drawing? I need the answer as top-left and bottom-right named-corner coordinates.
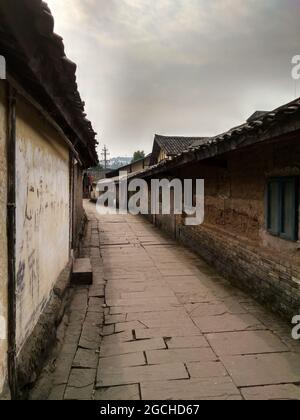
top-left (176, 224), bottom-right (300, 321)
top-left (16, 260), bottom-right (72, 399)
top-left (74, 212), bottom-right (88, 257)
top-left (0, 381), bottom-right (11, 400)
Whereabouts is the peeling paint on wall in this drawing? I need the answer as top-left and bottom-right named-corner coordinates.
top-left (0, 81), bottom-right (8, 395)
top-left (15, 97), bottom-right (70, 353)
top-left (0, 315), bottom-right (6, 340)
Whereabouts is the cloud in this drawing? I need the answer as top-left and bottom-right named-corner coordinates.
top-left (46, 0), bottom-right (300, 157)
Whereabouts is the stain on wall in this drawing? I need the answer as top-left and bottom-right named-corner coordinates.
top-left (0, 81), bottom-right (8, 395)
top-left (15, 96), bottom-right (70, 353)
top-left (72, 163), bottom-right (84, 250)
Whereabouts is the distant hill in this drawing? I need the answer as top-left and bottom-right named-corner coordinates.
top-left (107, 157), bottom-right (132, 169)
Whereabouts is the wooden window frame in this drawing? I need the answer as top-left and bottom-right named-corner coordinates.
top-left (266, 177), bottom-right (299, 242)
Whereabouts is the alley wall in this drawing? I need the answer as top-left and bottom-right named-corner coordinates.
top-left (72, 162), bottom-right (84, 251)
top-left (15, 96), bottom-right (70, 353)
top-left (0, 82), bottom-right (8, 396)
top-left (150, 136), bottom-right (300, 319)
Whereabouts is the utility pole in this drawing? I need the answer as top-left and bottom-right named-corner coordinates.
top-left (101, 145), bottom-right (110, 169)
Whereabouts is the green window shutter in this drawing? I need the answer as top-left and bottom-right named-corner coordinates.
top-left (267, 179), bottom-right (281, 235)
top-left (281, 178), bottom-right (298, 241)
top-left (266, 177), bottom-right (298, 242)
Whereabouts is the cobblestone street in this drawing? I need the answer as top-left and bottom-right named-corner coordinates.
top-left (34, 200), bottom-right (300, 400)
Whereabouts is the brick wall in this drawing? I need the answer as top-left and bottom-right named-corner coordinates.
top-left (146, 135), bottom-right (300, 320)
top-left (177, 223), bottom-right (300, 319)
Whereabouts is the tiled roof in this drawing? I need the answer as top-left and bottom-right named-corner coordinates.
top-left (150, 135), bottom-right (209, 165)
top-left (0, 0), bottom-right (98, 167)
top-left (189, 137), bottom-right (212, 148)
top-left (154, 135), bottom-right (200, 155)
top-left (139, 96), bottom-right (300, 178)
top-left (188, 98), bottom-right (300, 153)
top-left (247, 111), bottom-right (268, 122)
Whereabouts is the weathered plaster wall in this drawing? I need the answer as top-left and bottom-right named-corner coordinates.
top-left (73, 163), bottom-right (85, 251)
top-left (158, 149), bottom-right (167, 163)
top-left (15, 97), bottom-right (70, 353)
top-left (0, 82), bottom-right (8, 395)
top-left (176, 138), bottom-right (300, 252)
top-left (131, 160), bottom-right (144, 173)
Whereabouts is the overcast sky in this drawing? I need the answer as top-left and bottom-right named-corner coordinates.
top-left (46, 0), bottom-right (300, 158)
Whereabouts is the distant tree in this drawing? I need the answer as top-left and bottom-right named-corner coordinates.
top-left (89, 163), bottom-right (103, 170)
top-left (132, 150), bottom-right (145, 163)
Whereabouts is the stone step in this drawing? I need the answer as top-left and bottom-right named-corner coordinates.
top-left (72, 258), bottom-right (93, 285)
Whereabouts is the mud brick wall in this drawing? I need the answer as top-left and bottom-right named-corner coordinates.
top-left (154, 213), bottom-right (176, 237)
top-left (177, 224), bottom-right (300, 320)
top-left (147, 135), bottom-right (300, 320)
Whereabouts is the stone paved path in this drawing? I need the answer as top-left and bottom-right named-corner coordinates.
top-left (35, 200), bottom-right (300, 400)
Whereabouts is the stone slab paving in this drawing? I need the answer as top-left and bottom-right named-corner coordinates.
top-left (206, 330), bottom-right (289, 356)
top-left (95, 385), bottom-right (140, 401)
top-left (141, 378), bottom-right (243, 400)
top-left (39, 200), bottom-right (300, 400)
top-left (241, 384), bottom-right (300, 400)
top-left (221, 353), bottom-right (300, 387)
top-left (97, 362), bottom-right (189, 387)
top-left (146, 348), bottom-right (217, 364)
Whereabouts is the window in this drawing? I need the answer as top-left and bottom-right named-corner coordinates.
top-left (266, 177), bottom-right (298, 241)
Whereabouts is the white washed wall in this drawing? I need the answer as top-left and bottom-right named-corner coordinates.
top-left (15, 97), bottom-right (70, 352)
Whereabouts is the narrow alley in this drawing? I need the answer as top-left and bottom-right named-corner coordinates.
top-left (31, 200), bottom-right (300, 401)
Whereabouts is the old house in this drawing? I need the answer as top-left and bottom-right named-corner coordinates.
top-left (90, 154), bottom-right (152, 202)
top-left (106, 153), bottom-right (151, 179)
top-left (138, 99), bottom-right (300, 321)
top-left (150, 135), bottom-right (206, 165)
top-left (0, 1), bottom-right (98, 398)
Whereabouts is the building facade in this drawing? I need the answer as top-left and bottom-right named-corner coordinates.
top-left (150, 135), bottom-right (205, 165)
top-left (106, 154), bottom-right (151, 179)
top-left (0, 1), bottom-right (98, 399)
top-left (139, 101), bottom-right (300, 322)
